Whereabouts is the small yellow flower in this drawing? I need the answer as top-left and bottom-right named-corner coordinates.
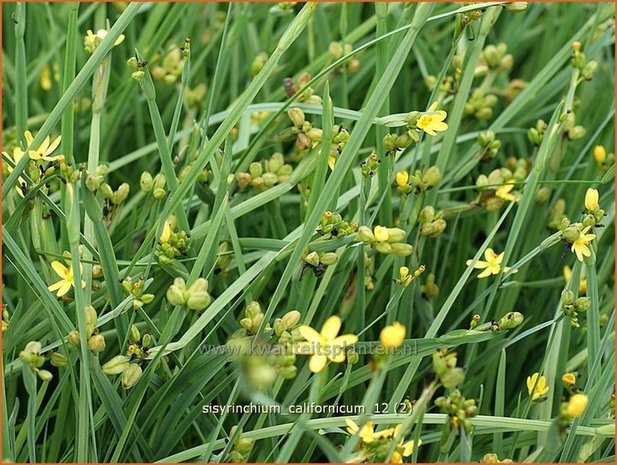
top-left (527, 372), bottom-right (549, 401)
top-left (416, 102), bottom-right (448, 136)
top-left (466, 248), bottom-right (515, 279)
top-left (584, 187), bottom-right (599, 212)
top-left (391, 425), bottom-right (422, 463)
top-left (40, 64), bottom-right (53, 91)
top-left (495, 182), bottom-right (518, 202)
top-left (563, 265), bottom-right (586, 295)
top-left (345, 419), bottom-right (377, 444)
top-left (380, 322), bottom-right (406, 349)
top-left (571, 226), bottom-right (596, 262)
top-left (24, 130), bottom-right (63, 162)
top-left (561, 372), bottom-right (576, 387)
top-left (47, 260), bottom-right (86, 297)
top-left (297, 316), bottom-right (358, 373)
top-left (396, 170), bottom-right (409, 188)
top-left (565, 393), bottom-right (588, 418)
top-left (593, 145), bottom-right (606, 164)
top-left (84, 29), bottom-right (125, 54)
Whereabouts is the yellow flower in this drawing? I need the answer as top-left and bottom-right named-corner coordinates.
top-left (345, 419), bottom-right (377, 444)
top-left (466, 248), bottom-right (515, 279)
top-left (495, 182), bottom-right (518, 202)
top-left (563, 265), bottom-right (586, 295)
top-left (297, 316), bottom-right (358, 373)
top-left (2, 147), bottom-right (29, 197)
top-left (84, 29), bottom-right (125, 54)
top-left (396, 170), bottom-right (409, 188)
top-left (391, 425), bottom-right (422, 463)
top-left (593, 145), bottom-right (606, 164)
top-left (47, 260), bottom-right (87, 297)
top-left (565, 393), bottom-right (588, 418)
top-left (584, 187), bottom-right (599, 212)
top-left (416, 102), bottom-right (448, 136)
top-left (24, 130), bottom-right (63, 162)
top-left (561, 372), bottom-right (576, 387)
top-left (527, 372), bottom-right (549, 401)
top-left (571, 226), bottom-right (596, 262)
top-left (380, 322), bottom-right (406, 349)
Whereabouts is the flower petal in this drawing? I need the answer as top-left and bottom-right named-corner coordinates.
top-left (308, 354), bottom-right (327, 373)
top-left (46, 135), bottom-right (62, 155)
top-left (50, 261), bottom-right (68, 278)
top-left (298, 325), bottom-right (322, 344)
top-left (320, 315), bottom-right (341, 341)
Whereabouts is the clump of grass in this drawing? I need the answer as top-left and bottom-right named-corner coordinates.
top-left (2, 2), bottom-right (615, 463)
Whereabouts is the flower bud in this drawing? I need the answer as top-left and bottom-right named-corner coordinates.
top-left (390, 243), bottom-right (414, 256)
top-left (37, 369), bottom-right (54, 382)
top-left (50, 352), bottom-right (68, 367)
top-left (122, 363), bottom-right (143, 389)
top-left (282, 310), bottom-right (301, 329)
top-left (287, 108), bottom-right (305, 128)
top-left (575, 297), bottom-right (591, 312)
top-left (186, 278), bottom-right (211, 311)
top-left (584, 188), bottom-right (599, 213)
top-left (565, 393), bottom-right (588, 418)
top-left (68, 330), bottom-right (81, 347)
top-left (102, 355), bottom-right (130, 375)
top-left (380, 322), bottom-right (406, 349)
top-left (562, 226), bottom-right (580, 243)
top-left (166, 278), bottom-right (186, 305)
top-left (140, 171), bottom-right (154, 192)
top-left (386, 227), bottom-right (405, 243)
top-left (356, 226), bottom-right (375, 243)
top-left (319, 252), bottom-right (338, 266)
top-left (562, 372), bottom-right (576, 387)
top-left (593, 145), bottom-right (606, 164)
top-left (505, 2), bottom-right (528, 12)
top-left (87, 334), bottom-right (106, 352)
top-left (129, 324), bottom-right (141, 343)
top-left (535, 186), bottom-right (551, 204)
top-left (498, 311), bottom-right (524, 330)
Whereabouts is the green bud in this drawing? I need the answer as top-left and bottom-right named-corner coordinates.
top-left (347, 350), bottom-right (359, 365)
top-left (319, 252), bottom-right (338, 266)
top-left (498, 311), bottom-right (524, 330)
top-left (505, 2), bottom-right (528, 12)
top-left (37, 369), bottom-right (54, 382)
top-left (167, 278), bottom-right (187, 306)
top-left (246, 301), bottom-right (262, 319)
top-left (141, 293), bottom-right (154, 304)
top-left (441, 367), bottom-right (465, 388)
top-left (100, 183), bottom-right (114, 198)
top-left (282, 310), bottom-right (301, 329)
top-left (142, 334), bottom-right (152, 348)
top-left (129, 325), bottom-right (141, 343)
top-left (102, 355), bottom-right (130, 375)
top-left (575, 297), bottom-right (591, 312)
top-left (287, 108), bottom-right (305, 128)
top-left (562, 226), bottom-right (581, 243)
top-left (303, 251), bottom-right (320, 267)
top-left (375, 242), bottom-right (393, 254)
top-left (562, 289), bottom-right (575, 306)
top-left (568, 125), bottom-right (586, 140)
top-left (50, 352), bottom-right (68, 367)
top-left (535, 187), bottom-right (551, 204)
top-left (122, 363), bottom-right (143, 389)
top-left (87, 334), bottom-right (106, 352)
top-left (422, 166), bottom-right (442, 187)
top-left (140, 171), bottom-right (154, 192)
top-left (68, 330), bottom-right (81, 347)
top-left (390, 243), bottom-right (413, 256)
top-left (356, 226), bottom-right (375, 243)
top-left (383, 133), bottom-right (397, 152)
top-left (386, 228), bottom-right (406, 243)
top-left (249, 162), bottom-right (263, 178)
top-left (420, 206), bottom-right (435, 224)
top-left (186, 278), bottom-right (212, 311)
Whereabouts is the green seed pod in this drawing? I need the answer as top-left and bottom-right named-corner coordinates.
top-left (141, 293), bottom-right (154, 304)
top-left (122, 363), bottom-right (143, 389)
top-left (166, 278), bottom-right (187, 306)
top-left (375, 242), bottom-right (393, 254)
top-left (562, 289), bottom-right (575, 306)
top-left (287, 108), bottom-right (305, 128)
top-left (303, 251), bottom-right (320, 267)
top-left (102, 355), bottom-right (130, 375)
top-left (186, 278), bottom-right (212, 311)
top-left (441, 367), bottom-right (465, 388)
top-left (575, 297), bottom-right (591, 312)
top-left (386, 228), bottom-right (406, 243)
top-left (562, 226), bottom-right (581, 243)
